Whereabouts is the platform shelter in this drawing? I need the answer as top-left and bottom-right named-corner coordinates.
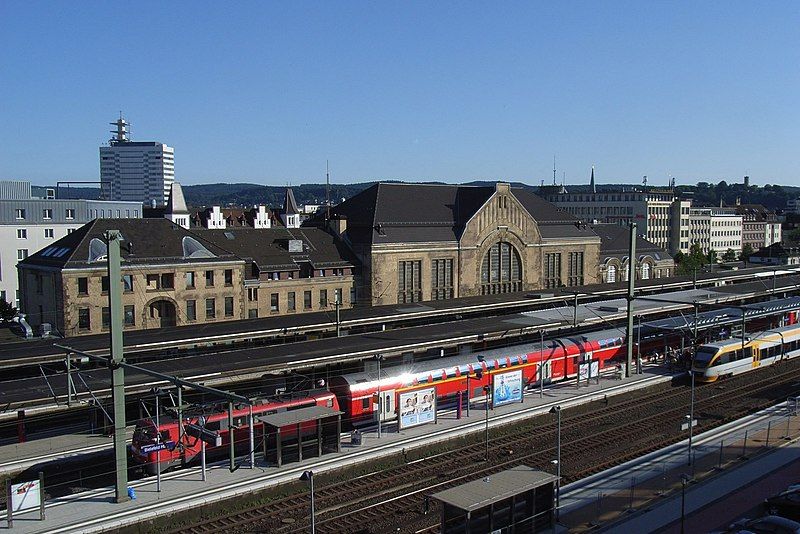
top-left (259, 406), bottom-right (342, 467)
top-left (431, 466), bottom-right (558, 533)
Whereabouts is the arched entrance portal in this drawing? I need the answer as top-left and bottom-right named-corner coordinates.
top-left (148, 299), bottom-right (177, 328)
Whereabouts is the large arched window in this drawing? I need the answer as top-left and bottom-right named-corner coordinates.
top-left (641, 262), bottom-right (650, 280)
top-left (607, 264), bottom-right (617, 283)
top-left (480, 242), bottom-right (522, 294)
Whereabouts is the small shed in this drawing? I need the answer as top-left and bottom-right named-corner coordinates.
top-left (431, 466), bottom-right (558, 533)
top-left (259, 405), bottom-right (342, 467)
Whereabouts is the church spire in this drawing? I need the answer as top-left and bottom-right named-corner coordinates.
top-left (590, 165), bottom-right (596, 193)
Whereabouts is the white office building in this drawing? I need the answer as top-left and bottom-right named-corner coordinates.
top-left (0, 181), bottom-right (141, 309)
top-left (688, 208), bottom-right (743, 256)
top-left (100, 117), bottom-right (174, 206)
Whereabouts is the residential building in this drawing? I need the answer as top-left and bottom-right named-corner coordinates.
top-left (0, 181), bottom-right (140, 308)
top-left (688, 207), bottom-right (743, 256)
top-left (730, 204), bottom-right (781, 252)
top-left (592, 224), bottom-right (674, 283)
top-left (99, 116), bottom-right (174, 206)
top-left (329, 182), bottom-right (600, 306)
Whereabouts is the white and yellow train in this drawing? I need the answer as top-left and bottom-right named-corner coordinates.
top-left (692, 322), bottom-right (800, 382)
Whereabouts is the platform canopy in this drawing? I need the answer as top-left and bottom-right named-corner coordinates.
top-left (432, 466), bottom-right (558, 512)
top-left (258, 405), bottom-right (342, 428)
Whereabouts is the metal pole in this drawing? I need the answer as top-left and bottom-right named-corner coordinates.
top-left (688, 302), bottom-right (697, 466)
top-left (155, 392), bottom-right (161, 492)
top-left (573, 293), bottom-right (578, 327)
top-left (228, 401), bottom-right (235, 471)
top-left (625, 223), bottom-right (637, 377)
top-left (335, 296), bottom-right (340, 338)
top-left (310, 472), bottom-right (316, 534)
top-left (540, 331), bottom-right (545, 398)
top-left (556, 407), bottom-right (561, 520)
top-left (177, 386), bottom-right (183, 451)
top-left (200, 417), bottom-right (207, 481)
top-left (376, 355), bottom-right (382, 439)
top-left (466, 373), bottom-right (471, 417)
top-left (741, 308), bottom-right (746, 351)
top-left (742, 429), bottom-right (748, 457)
top-left (106, 230), bottom-right (128, 503)
top-left (484, 386), bottom-right (490, 461)
top-left (637, 315), bottom-right (642, 374)
top-left (66, 352), bottom-right (73, 406)
top-left (766, 421), bottom-right (772, 449)
top-left (249, 404), bottom-right (255, 468)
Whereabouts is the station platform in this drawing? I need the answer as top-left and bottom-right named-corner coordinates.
top-left (3, 365), bottom-right (673, 533)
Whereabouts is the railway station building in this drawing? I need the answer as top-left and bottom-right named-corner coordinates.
top-left (592, 223), bottom-right (674, 283)
top-left (329, 182), bottom-right (602, 305)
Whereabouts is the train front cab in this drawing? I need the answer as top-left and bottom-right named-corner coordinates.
top-left (692, 345), bottom-right (721, 382)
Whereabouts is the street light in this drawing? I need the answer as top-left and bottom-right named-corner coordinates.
top-left (300, 470), bottom-right (316, 533)
top-left (550, 405), bottom-right (562, 520)
top-left (483, 384), bottom-right (491, 461)
top-left (374, 354), bottom-right (383, 438)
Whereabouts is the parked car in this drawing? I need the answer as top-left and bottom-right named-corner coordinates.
top-left (729, 515), bottom-right (800, 534)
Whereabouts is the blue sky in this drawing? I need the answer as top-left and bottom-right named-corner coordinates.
top-left (1, 1), bottom-right (798, 187)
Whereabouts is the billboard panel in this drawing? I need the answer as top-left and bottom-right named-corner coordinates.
top-left (10, 479), bottom-right (41, 513)
top-left (492, 370), bottom-right (523, 407)
top-left (398, 387), bottom-right (436, 429)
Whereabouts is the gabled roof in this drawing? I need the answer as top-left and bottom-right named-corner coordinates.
top-left (195, 227), bottom-right (356, 272)
top-left (283, 188), bottom-right (300, 215)
top-left (165, 183), bottom-right (189, 215)
top-left (590, 223), bottom-right (672, 262)
top-left (331, 182), bottom-right (588, 244)
top-left (19, 218), bottom-right (238, 270)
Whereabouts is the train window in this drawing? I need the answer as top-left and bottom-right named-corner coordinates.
top-left (160, 430), bottom-right (171, 442)
top-left (362, 398), bottom-right (370, 409)
top-left (206, 421), bottom-right (221, 431)
top-left (744, 347), bottom-right (752, 359)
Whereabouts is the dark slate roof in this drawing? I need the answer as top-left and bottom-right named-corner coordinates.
top-left (751, 242), bottom-right (799, 259)
top-left (195, 227), bottom-right (356, 271)
top-left (284, 188), bottom-right (300, 215)
top-left (590, 223), bottom-right (672, 262)
top-left (331, 182), bottom-right (589, 244)
top-left (19, 218), bottom-right (239, 270)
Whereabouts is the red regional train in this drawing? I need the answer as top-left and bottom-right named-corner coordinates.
top-left (131, 328), bottom-right (634, 474)
top-left (328, 328), bottom-right (627, 427)
top-left (131, 390), bottom-right (338, 475)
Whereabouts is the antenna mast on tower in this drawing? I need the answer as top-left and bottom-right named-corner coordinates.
top-left (553, 155), bottom-right (557, 185)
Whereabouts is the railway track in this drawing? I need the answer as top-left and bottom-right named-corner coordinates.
top-left (169, 358), bottom-right (800, 534)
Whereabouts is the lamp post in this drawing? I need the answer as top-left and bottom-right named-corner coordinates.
top-left (483, 384), bottom-right (491, 461)
top-left (550, 405), bottom-right (562, 520)
top-left (300, 470), bottom-right (315, 534)
top-left (688, 303), bottom-right (698, 466)
top-left (374, 354), bottom-right (383, 438)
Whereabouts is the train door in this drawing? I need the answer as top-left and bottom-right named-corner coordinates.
top-left (539, 361), bottom-right (552, 385)
top-left (752, 346), bottom-right (761, 368)
top-left (381, 390), bottom-right (396, 422)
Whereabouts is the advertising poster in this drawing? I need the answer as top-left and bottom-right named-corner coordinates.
top-left (492, 370), bottom-right (523, 407)
top-left (10, 479), bottom-right (41, 513)
top-left (398, 387), bottom-right (436, 429)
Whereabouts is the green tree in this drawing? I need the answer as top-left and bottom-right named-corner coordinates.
top-left (0, 298), bottom-right (17, 323)
top-left (722, 248), bottom-right (737, 262)
top-left (741, 243), bottom-right (754, 262)
top-left (676, 243), bottom-right (709, 276)
top-left (706, 250), bottom-right (718, 264)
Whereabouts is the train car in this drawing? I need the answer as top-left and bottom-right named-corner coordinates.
top-left (131, 390), bottom-right (338, 475)
top-left (692, 323), bottom-right (800, 382)
top-left (329, 329), bottom-right (627, 427)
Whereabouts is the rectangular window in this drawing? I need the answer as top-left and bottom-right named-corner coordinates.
top-left (78, 307), bottom-right (90, 329)
top-left (248, 308), bottom-right (258, 319)
top-left (224, 269), bottom-right (233, 286)
top-left (205, 270), bottom-right (214, 287)
top-left (205, 298), bottom-right (216, 319)
top-left (42, 208), bottom-right (52, 220)
top-left (15, 208), bottom-right (25, 220)
top-left (160, 273), bottom-right (174, 289)
top-left (65, 208), bottom-right (75, 220)
top-left (288, 291), bottom-right (296, 311)
top-left (124, 305), bottom-right (135, 326)
top-left (431, 258), bottom-right (454, 300)
top-left (146, 274), bottom-right (159, 290)
top-left (544, 253), bottom-right (562, 289)
top-left (568, 252), bottom-right (584, 286)
top-left (304, 290), bottom-right (312, 310)
top-left (44, 228), bottom-right (54, 238)
top-left (17, 249), bottom-right (28, 261)
top-left (185, 271), bottom-right (195, 289)
top-left (186, 300), bottom-right (197, 321)
top-left (122, 274), bottom-right (133, 292)
top-left (224, 296), bottom-right (234, 317)
top-left (101, 276), bottom-right (109, 293)
top-left (102, 307), bottom-right (111, 328)
top-left (77, 277), bottom-right (88, 296)
top-left (247, 287), bottom-right (258, 301)
top-left (16, 229), bottom-right (27, 239)
top-left (397, 260), bottom-right (422, 303)
top-left (271, 293), bottom-right (279, 312)
top-left (320, 289), bottom-right (328, 307)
